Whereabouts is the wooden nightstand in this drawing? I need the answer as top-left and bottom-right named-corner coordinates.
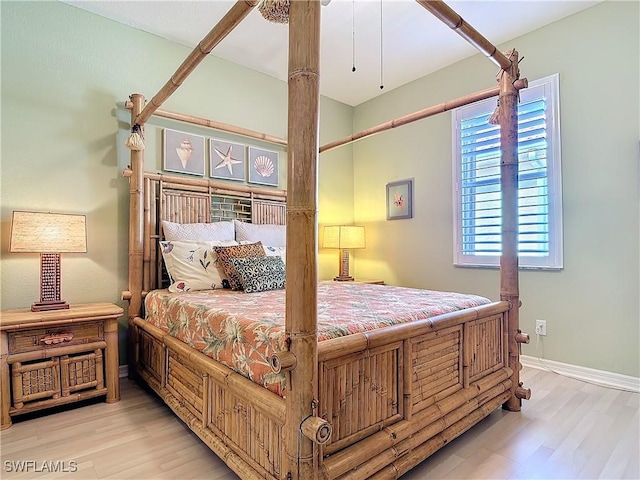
top-left (353, 279), bottom-right (385, 285)
top-left (333, 279), bottom-right (385, 285)
top-left (0, 302), bottom-right (123, 430)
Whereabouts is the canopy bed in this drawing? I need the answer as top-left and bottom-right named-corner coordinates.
top-left (122, 1), bottom-right (531, 479)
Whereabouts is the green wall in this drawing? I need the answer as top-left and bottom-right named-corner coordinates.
top-left (351, 1), bottom-right (639, 377)
top-left (2, 1), bottom-right (638, 379)
top-left (0, 1), bottom-right (354, 363)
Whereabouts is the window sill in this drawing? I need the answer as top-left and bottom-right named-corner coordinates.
top-left (453, 263), bottom-right (563, 272)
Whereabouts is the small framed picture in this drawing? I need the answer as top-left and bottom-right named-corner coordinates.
top-left (209, 139), bottom-right (246, 181)
top-left (248, 146), bottom-right (279, 187)
top-left (163, 129), bottom-right (205, 176)
top-left (386, 179), bottom-right (413, 220)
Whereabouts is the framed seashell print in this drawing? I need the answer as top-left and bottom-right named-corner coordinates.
top-left (163, 128), bottom-right (205, 176)
top-left (386, 178), bottom-right (413, 220)
top-left (209, 139), bottom-right (246, 181)
top-left (248, 146), bottom-right (279, 187)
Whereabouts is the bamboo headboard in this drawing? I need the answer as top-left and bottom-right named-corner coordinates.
top-left (139, 172), bottom-right (287, 292)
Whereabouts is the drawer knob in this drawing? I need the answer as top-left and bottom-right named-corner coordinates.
top-left (41, 332), bottom-right (74, 345)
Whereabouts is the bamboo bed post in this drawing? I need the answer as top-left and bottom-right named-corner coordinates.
top-left (284, 0), bottom-right (322, 478)
top-left (497, 49), bottom-right (525, 412)
top-left (414, 0), bottom-right (531, 410)
top-left (127, 93), bottom-right (146, 376)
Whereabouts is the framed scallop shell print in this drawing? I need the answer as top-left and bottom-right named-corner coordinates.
top-left (163, 128), bottom-right (205, 176)
top-left (248, 146), bottom-right (279, 187)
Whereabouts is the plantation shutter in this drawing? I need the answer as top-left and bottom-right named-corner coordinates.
top-left (459, 96), bottom-right (549, 258)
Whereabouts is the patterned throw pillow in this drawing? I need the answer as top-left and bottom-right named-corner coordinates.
top-left (160, 240), bottom-right (237, 292)
top-left (230, 256), bottom-right (286, 293)
top-left (213, 242), bottom-right (266, 290)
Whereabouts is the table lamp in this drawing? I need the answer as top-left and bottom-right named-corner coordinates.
top-left (10, 211), bottom-right (87, 312)
top-left (322, 225), bottom-right (365, 281)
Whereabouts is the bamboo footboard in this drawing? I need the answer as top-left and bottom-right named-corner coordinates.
top-left (131, 300), bottom-right (513, 480)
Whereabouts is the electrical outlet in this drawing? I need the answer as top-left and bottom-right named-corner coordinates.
top-left (535, 319), bottom-right (547, 336)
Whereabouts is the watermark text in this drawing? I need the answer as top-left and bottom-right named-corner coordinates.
top-left (4, 460), bottom-right (78, 473)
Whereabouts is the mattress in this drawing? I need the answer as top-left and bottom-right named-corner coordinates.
top-left (143, 281), bottom-right (491, 396)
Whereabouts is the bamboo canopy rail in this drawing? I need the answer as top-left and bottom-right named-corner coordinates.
top-left (124, 102), bottom-right (287, 147)
top-left (416, 0), bottom-right (512, 70)
top-left (319, 79), bottom-right (528, 153)
top-left (126, 81), bottom-right (528, 154)
top-left (123, 0), bottom-right (531, 479)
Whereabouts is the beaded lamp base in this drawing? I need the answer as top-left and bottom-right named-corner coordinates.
top-left (333, 249), bottom-right (355, 282)
top-left (32, 253), bottom-right (69, 312)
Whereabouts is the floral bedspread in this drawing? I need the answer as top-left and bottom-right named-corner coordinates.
top-left (144, 281), bottom-right (491, 397)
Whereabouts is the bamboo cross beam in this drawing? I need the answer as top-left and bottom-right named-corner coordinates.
top-left (146, 108), bottom-right (287, 147)
top-left (122, 169), bottom-right (287, 198)
top-left (134, 0), bottom-right (258, 127)
top-left (416, 0), bottom-right (511, 70)
top-left (320, 79), bottom-right (527, 153)
top-left (125, 102), bottom-right (287, 147)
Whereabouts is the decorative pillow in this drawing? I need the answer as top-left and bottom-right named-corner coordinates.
top-left (213, 242), bottom-right (266, 290)
top-left (162, 220), bottom-right (235, 242)
top-left (234, 219), bottom-right (286, 247)
top-left (230, 256), bottom-right (286, 293)
top-left (160, 240), bottom-right (237, 292)
top-left (263, 245), bottom-right (286, 265)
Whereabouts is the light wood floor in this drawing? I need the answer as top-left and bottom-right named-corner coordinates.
top-left (1, 367), bottom-right (637, 479)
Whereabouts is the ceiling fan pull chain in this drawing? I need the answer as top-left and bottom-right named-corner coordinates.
top-left (380, 0), bottom-right (384, 89)
top-left (352, 0), bottom-right (356, 72)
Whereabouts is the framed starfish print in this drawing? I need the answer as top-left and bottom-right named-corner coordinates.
top-left (163, 129), bottom-right (205, 176)
top-left (209, 139), bottom-right (246, 181)
top-left (248, 146), bottom-right (279, 187)
top-left (386, 178), bottom-right (413, 220)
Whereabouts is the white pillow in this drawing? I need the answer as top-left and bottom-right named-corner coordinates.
top-left (234, 219), bottom-right (286, 247)
top-left (262, 245), bottom-right (286, 265)
top-left (160, 240), bottom-right (237, 292)
top-left (162, 220), bottom-right (235, 242)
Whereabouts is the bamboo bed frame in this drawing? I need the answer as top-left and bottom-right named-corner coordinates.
top-left (122, 1), bottom-right (532, 479)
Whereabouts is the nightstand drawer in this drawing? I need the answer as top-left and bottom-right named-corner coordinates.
top-left (11, 358), bottom-right (61, 407)
top-left (8, 322), bottom-right (104, 354)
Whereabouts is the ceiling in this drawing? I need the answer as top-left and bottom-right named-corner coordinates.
top-left (61, 0), bottom-right (600, 106)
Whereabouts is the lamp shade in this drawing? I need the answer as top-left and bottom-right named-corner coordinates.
top-left (10, 211), bottom-right (87, 253)
top-left (323, 225), bottom-right (365, 250)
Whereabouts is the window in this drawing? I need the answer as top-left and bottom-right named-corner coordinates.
top-left (452, 74), bottom-right (563, 269)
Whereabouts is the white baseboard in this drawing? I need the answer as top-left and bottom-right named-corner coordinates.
top-left (119, 365), bottom-right (129, 378)
top-left (521, 355), bottom-right (639, 393)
